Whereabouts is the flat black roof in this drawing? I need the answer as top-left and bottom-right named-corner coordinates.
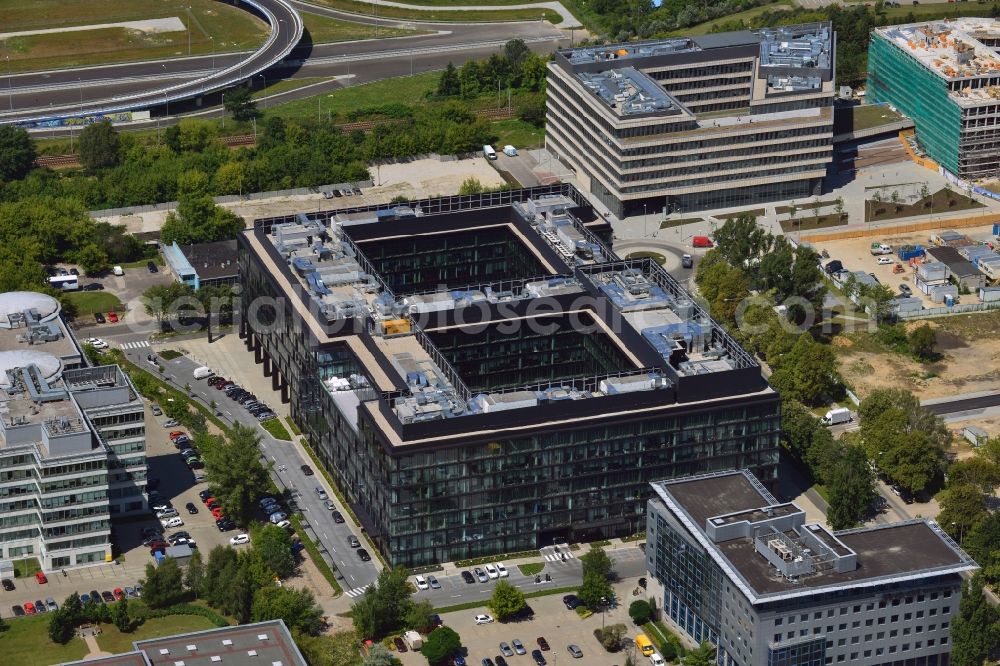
top-left (925, 246), bottom-right (980, 277)
top-left (720, 521), bottom-right (967, 595)
top-left (181, 240), bottom-right (239, 280)
top-left (655, 471), bottom-right (975, 601)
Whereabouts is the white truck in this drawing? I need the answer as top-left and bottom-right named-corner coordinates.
top-left (821, 407), bottom-right (853, 426)
top-left (403, 630), bottom-right (423, 650)
top-left (870, 243), bottom-right (892, 255)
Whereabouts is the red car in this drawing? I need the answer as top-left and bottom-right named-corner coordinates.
top-left (24, 602), bottom-right (36, 615)
top-left (203, 496), bottom-right (217, 506)
top-left (107, 312), bottom-right (119, 323)
top-left (35, 572), bottom-right (47, 585)
top-left (169, 431), bottom-right (186, 441)
top-left (113, 587), bottom-right (124, 600)
top-left (211, 507), bottom-right (226, 519)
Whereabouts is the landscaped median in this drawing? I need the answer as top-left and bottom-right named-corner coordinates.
top-left (306, 0), bottom-right (563, 23)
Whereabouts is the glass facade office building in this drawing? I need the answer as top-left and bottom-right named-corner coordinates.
top-left (239, 186), bottom-right (780, 566)
top-left (647, 471), bottom-right (977, 666)
top-left (868, 19), bottom-right (1000, 180)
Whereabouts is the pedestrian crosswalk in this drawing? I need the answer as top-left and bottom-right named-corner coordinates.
top-left (119, 340), bottom-right (150, 350)
top-left (345, 584), bottom-right (372, 598)
top-left (542, 544), bottom-right (575, 563)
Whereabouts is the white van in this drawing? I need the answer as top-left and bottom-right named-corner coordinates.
top-left (821, 407), bottom-right (852, 426)
top-left (649, 653), bottom-right (666, 666)
top-left (503, 145), bottom-right (518, 157)
top-left (483, 145), bottom-right (497, 160)
top-left (192, 367), bottom-right (214, 380)
top-left (112, 266), bottom-right (124, 276)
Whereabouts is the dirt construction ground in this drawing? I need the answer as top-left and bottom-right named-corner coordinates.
top-left (835, 312), bottom-right (1000, 402)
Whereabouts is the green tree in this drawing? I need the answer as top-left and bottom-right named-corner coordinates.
top-left (200, 425), bottom-right (271, 527)
top-left (140, 558), bottom-right (186, 608)
top-left (296, 631), bottom-right (363, 666)
top-left (422, 626), bottom-right (462, 665)
top-left (459, 60), bottom-right (481, 99)
top-left (577, 570), bottom-right (614, 611)
top-left (908, 324), bottom-right (937, 359)
top-left (351, 566), bottom-right (413, 640)
top-left (768, 334), bottom-right (839, 406)
top-left (437, 62), bottom-right (460, 97)
top-left (76, 243), bottom-right (110, 276)
top-left (937, 483), bottom-right (988, 544)
top-left (826, 446), bottom-right (876, 529)
top-left (405, 599), bottom-right (437, 632)
top-left (252, 523), bottom-right (296, 579)
top-left (628, 599), bottom-right (651, 624)
top-left (223, 85), bottom-right (259, 121)
top-left (946, 457), bottom-right (1000, 494)
top-left (78, 120), bottom-right (121, 171)
top-left (185, 549), bottom-right (205, 596)
top-left (683, 642), bottom-right (717, 666)
top-left (48, 607), bottom-right (75, 644)
top-left (458, 177), bottom-right (484, 195)
top-left (489, 580), bottom-right (527, 621)
top-left (0, 125), bottom-right (36, 182)
top-left (711, 213), bottom-right (772, 272)
top-left (951, 575), bottom-right (999, 666)
top-left (363, 644), bottom-right (399, 666)
top-left (111, 597), bottom-right (131, 632)
top-left (964, 512), bottom-right (1000, 584)
top-left (580, 544), bottom-right (614, 579)
top-left (697, 260), bottom-right (751, 328)
top-left (251, 586), bottom-right (324, 636)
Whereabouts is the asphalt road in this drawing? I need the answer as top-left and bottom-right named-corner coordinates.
top-left (0, 0), bottom-right (302, 124)
top-left (116, 342), bottom-right (380, 594)
top-left (5, 15), bottom-right (564, 123)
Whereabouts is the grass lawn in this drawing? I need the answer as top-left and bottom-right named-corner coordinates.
top-left (813, 484), bottom-right (830, 502)
top-left (518, 562), bottom-right (545, 576)
top-left (304, 0), bottom-right (561, 23)
top-left (0, 0), bottom-right (267, 74)
top-left (158, 349), bottom-right (183, 360)
top-left (119, 256), bottom-right (162, 269)
top-left (779, 214), bottom-right (848, 233)
top-left (96, 614), bottom-right (218, 654)
top-left (491, 119), bottom-right (545, 151)
top-left (262, 418), bottom-right (292, 441)
top-left (626, 251), bottom-right (667, 265)
top-left (12, 558), bottom-right (41, 578)
top-left (302, 12), bottom-right (424, 43)
top-left (865, 188), bottom-right (985, 222)
top-left (720, 207), bottom-right (766, 219)
top-left (268, 71), bottom-right (439, 122)
top-left (64, 291), bottom-right (123, 317)
top-left (850, 104), bottom-right (904, 131)
top-left (775, 200), bottom-right (837, 215)
top-left (660, 217), bottom-right (703, 230)
top-left (0, 614), bottom-right (90, 664)
top-left (671, 0), bottom-right (793, 35)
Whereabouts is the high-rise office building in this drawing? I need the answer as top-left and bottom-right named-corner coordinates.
top-left (545, 23), bottom-right (836, 216)
top-left (0, 291), bottom-right (147, 570)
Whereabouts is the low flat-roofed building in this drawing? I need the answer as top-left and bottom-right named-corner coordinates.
top-left (925, 245), bottom-right (986, 291)
top-left (60, 620), bottom-right (307, 666)
top-left (163, 240), bottom-right (239, 291)
top-left (647, 470), bottom-right (977, 666)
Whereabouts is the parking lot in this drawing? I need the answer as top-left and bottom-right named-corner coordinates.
top-left (394, 577), bottom-right (650, 666)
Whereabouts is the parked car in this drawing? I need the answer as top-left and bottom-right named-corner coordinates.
top-left (90, 590), bottom-right (101, 603)
top-left (474, 614), bottom-right (494, 625)
top-left (107, 312), bottom-right (118, 323)
top-left (147, 261), bottom-right (158, 273)
top-left (428, 575), bottom-right (441, 589)
top-left (567, 645), bottom-right (583, 659)
top-left (162, 516), bottom-right (184, 528)
top-left (537, 637), bottom-right (550, 651)
top-left (485, 563), bottom-right (499, 579)
top-left (217, 519), bottom-right (236, 532)
top-left (113, 588), bottom-right (125, 600)
top-left (324, 499), bottom-right (336, 511)
top-left (562, 594), bottom-right (582, 610)
top-left (199, 490), bottom-right (216, 501)
top-left (495, 562), bottom-right (508, 577)
top-left (124, 587), bottom-right (137, 599)
top-left (301, 464), bottom-right (314, 476)
top-left (185, 502), bottom-right (198, 514)
top-left (899, 283), bottom-right (912, 296)
top-left (269, 511), bottom-right (288, 524)
top-left (83, 283), bottom-right (104, 292)
top-left (86, 337), bottom-right (108, 349)
top-left (24, 601), bottom-right (36, 615)
top-left (12, 605), bottom-right (24, 617)
top-left (35, 571), bottom-right (47, 584)
top-left (394, 636), bottom-right (408, 652)
top-left (332, 512), bottom-right (346, 526)
top-left (876, 256), bottom-right (894, 265)
top-left (415, 575), bottom-right (429, 590)
top-left (151, 404), bottom-right (162, 416)
top-left (45, 597), bottom-right (58, 611)
top-left (461, 571), bottom-right (475, 584)
top-left (348, 535), bottom-right (361, 548)
top-left (162, 419), bottom-right (180, 428)
top-left (168, 531), bottom-right (191, 543)
top-left (511, 639), bottom-right (526, 655)
top-left (230, 534), bottom-right (250, 546)
top-left (500, 643), bottom-right (514, 657)
top-left (94, 312), bottom-right (106, 323)
top-left (475, 568), bottom-right (488, 583)
top-left (357, 548), bottom-right (371, 561)
top-left (530, 650), bottom-right (545, 666)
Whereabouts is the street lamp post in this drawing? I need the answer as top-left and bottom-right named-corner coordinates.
top-left (209, 36), bottom-right (215, 70)
top-left (5, 56), bottom-right (11, 112)
top-left (221, 93), bottom-right (226, 129)
top-left (186, 7), bottom-right (192, 57)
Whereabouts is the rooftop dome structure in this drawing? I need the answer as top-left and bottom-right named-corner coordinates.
top-left (0, 292), bottom-right (60, 329)
top-left (0, 350), bottom-right (63, 388)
